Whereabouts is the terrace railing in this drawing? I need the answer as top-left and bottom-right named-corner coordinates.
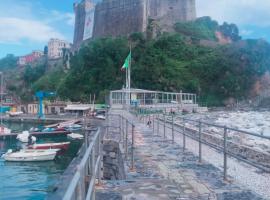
top-left (63, 128), bottom-right (102, 200)
top-left (63, 114), bottom-right (136, 200)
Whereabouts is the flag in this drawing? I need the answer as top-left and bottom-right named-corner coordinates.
top-left (121, 52), bottom-right (131, 70)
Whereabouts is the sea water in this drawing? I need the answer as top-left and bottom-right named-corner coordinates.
top-left (0, 122), bottom-right (82, 200)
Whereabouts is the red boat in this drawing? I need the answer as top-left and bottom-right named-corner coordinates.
top-left (28, 142), bottom-right (70, 150)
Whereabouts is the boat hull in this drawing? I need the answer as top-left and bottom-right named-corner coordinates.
top-left (28, 142), bottom-right (70, 150)
top-left (3, 150), bottom-right (57, 162)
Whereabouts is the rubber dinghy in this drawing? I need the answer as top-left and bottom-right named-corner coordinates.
top-left (1, 149), bottom-right (59, 162)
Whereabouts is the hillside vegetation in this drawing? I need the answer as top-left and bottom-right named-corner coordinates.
top-left (5, 17), bottom-right (270, 106)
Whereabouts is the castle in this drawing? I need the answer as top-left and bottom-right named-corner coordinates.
top-left (73, 0), bottom-right (196, 49)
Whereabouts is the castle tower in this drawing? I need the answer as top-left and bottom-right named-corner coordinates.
top-left (73, 0), bottom-right (98, 50)
top-left (73, 0), bottom-right (197, 43)
top-left (93, 0), bottom-right (147, 38)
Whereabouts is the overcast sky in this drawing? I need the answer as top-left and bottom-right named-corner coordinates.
top-left (0, 0), bottom-right (270, 58)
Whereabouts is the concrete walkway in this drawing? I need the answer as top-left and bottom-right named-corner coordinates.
top-left (96, 111), bottom-right (264, 200)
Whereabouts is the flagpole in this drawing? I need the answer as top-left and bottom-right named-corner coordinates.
top-left (128, 44), bottom-right (131, 108)
top-left (126, 62), bottom-right (128, 106)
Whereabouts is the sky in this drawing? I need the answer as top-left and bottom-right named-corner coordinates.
top-left (0, 0), bottom-right (270, 58)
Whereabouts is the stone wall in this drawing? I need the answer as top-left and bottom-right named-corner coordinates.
top-left (103, 140), bottom-right (126, 180)
top-left (73, 1), bottom-right (87, 50)
top-left (93, 0), bottom-right (146, 38)
top-left (147, 0), bottom-right (196, 32)
top-left (93, 0), bottom-right (197, 38)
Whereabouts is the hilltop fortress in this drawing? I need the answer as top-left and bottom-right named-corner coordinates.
top-left (73, 0), bottom-right (196, 49)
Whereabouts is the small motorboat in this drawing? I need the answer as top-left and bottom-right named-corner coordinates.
top-left (64, 124), bottom-right (82, 131)
top-left (95, 114), bottom-right (106, 120)
top-left (8, 111), bottom-right (23, 117)
top-left (67, 133), bottom-right (83, 140)
top-left (42, 127), bottom-right (55, 132)
top-left (16, 131), bottom-right (37, 143)
top-left (28, 142), bottom-right (70, 150)
top-left (1, 149), bottom-right (58, 162)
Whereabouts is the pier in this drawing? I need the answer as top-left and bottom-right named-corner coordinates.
top-left (54, 108), bottom-right (270, 200)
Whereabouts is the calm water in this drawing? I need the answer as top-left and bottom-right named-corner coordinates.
top-left (0, 122), bottom-right (82, 200)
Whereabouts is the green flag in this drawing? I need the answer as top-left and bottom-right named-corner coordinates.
top-left (121, 52), bottom-right (131, 70)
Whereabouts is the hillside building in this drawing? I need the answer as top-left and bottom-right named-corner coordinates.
top-left (17, 50), bottom-right (44, 66)
top-left (48, 38), bottom-right (71, 59)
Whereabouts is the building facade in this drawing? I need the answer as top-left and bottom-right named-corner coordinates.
top-left (18, 50), bottom-right (44, 66)
top-left (48, 38), bottom-right (71, 59)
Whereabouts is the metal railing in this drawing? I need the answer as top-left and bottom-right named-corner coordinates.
top-left (63, 128), bottom-right (102, 200)
top-left (106, 114), bottom-right (135, 170)
top-left (141, 113), bottom-right (270, 180)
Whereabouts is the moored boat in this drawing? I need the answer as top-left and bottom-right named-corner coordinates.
top-left (0, 125), bottom-right (11, 135)
top-left (28, 142), bottom-right (70, 150)
top-left (67, 133), bottom-right (83, 140)
top-left (2, 149), bottom-right (58, 162)
top-left (16, 131), bottom-right (37, 143)
top-left (64, 124), bottom-right (82, 131)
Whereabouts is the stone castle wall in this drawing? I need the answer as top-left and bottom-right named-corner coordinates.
top-left (74, 0), bottom-right (196, 46)
top-left (93, 0), bottom-right (147, 38)
top-left (93, 0), bottom-right (196, 38)
top-left (73, 1), bottom-right (87, 49)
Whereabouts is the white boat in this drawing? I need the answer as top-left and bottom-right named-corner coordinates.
top-left (8, 111), bottom-right (23, 117)
top-left (67, 133), bottom-right (84, 140)
top-left (64, 124), bottom-right (82, 131)
top-left (2, 149), bottom-right (58, 162)
top-left (95, 114), bottom-right (106, 120)
top-left (16, 131), bottom-right (37, 143)
top-left (0, 125), bottom-right (11, 135)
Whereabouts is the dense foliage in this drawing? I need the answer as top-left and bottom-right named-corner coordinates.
top-left (23, 64), bottom-right (46, 86)
top-left (174, 17), bottom-right (241, 42)
top-left (12, 17), bottom-right (270, 106)
top-left (174, 17), bottom-right (218, 41)
top-left (0, 54), bottom-right (17, 70)
top-left (54, 33), bottom-right (270, 105)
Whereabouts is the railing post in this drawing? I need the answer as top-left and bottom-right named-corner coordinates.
top-left (143, 110), bottom-right (145, 123)
top-left (131, 124), bottom-right (135, 170)
top-left (183, 118), bottom-right (186, 152)
top-left (97, 131), bottom-right (102, 185)
top-left (199, 120), bottom-right (202, 163)
top-left (223, 126), bottom-right (228, 181)
top-left (91, 147), bottom-right (96, 200)
top-left (119, 114), bottom-right (122, 142)
top-left (152, 115), bottom-right (155, 133)
top-left (122, 116), bottom-right (125, 146)
top-left (163, 114), bottom-right (166, 139)
top-left (172, 115), bottom-right (174, 143)
top-left (125, 119), bottom-right (128, 159)
top-left (157, 114), bottom-right (160, 135)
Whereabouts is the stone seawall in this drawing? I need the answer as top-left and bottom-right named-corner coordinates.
top-left (103, 140), bottom-right (126, 180)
